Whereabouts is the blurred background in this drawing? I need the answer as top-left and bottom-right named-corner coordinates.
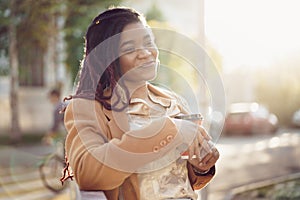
top-left (0, 0), bottom-right (299, 200)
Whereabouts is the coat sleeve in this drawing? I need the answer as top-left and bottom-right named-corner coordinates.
top-left (166, 89), bottom-right (216, 190)
top-left (64, 98), bottom-right (185, 191)
top-left (187, 162), bottom-right (215, 190)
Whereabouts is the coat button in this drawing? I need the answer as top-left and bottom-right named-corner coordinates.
top-left (160, 140), bottom-right (167, 146)
top-left (153, 146), bottom-right (160, 152)
top-left (166, 135), bottom-right (173, 142)
top-left (143, 105), bottom-right (149, 111)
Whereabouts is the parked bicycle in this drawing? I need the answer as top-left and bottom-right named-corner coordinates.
top-left (38, 135), bottom-right (68, 193)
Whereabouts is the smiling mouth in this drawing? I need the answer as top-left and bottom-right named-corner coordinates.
top-left (139, 61), bottom-right (156, 68)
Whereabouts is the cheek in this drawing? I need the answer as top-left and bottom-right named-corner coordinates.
top-left (119, 55), bottom-right (135, 74)
top-left (152, 48), bottom-right (159, 60)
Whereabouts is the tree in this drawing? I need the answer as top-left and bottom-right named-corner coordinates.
top-left (17, 0), bottom-right (64, 86)
top-left (0, 0), bottom-right (122, 140)
top-left (145, 2), bottom-right (165, 22)
top-left (8, 0), bottom-right (21, 142)
top-left (63, 0), bottom-right (121, 82)
top-left (0, 0), bottom-right (10, 76)
top-left (255, 57), bottom-right (300, 126)
top-left (1, 0), bottom-right (65, 141)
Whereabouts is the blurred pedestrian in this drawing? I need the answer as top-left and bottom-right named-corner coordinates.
top-left (42, 88), bottom-right (65, 145)
top-left (61, 6), bottom-right (219, 200)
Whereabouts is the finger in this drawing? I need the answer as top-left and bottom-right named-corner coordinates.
top-left (198, 126), bottom-right (212, 141)
top-left (200, 152), bottom-right (213, 165)
top-left (204, 152), bottom-right (218, 167)
top-left (208, 140), bottom-right (216, 149)
top-left (194, 141), bottom-right (201, 160)
top-left (200, 157), bottom-right (215, 170)
top-left (196, 130), bottom-right (205, 143)
top-left (188, 139), bottom-right (197, 160)
top-left (198, 137), bottom-right (212, 154)
top-left (212, 148), bottom-right (220, 159)
top-left (199, 147), bottom-right (211, 161)
top-left (204, 148), bottom-right (219, 166)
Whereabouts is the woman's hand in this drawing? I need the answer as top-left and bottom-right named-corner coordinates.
top-left (187, 126), bottom-right (219, 173)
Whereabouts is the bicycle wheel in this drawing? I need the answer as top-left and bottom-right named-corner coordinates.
top-left (39, 154), bottom-right (68, 193)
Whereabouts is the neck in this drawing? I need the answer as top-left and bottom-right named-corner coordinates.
top-left (116, 78), bottom-right (148, 100)
top-left (130, 84), bottom-right (148, 99)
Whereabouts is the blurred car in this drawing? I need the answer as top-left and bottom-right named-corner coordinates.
top-left (223, 102), bottom-right (278, 136)
top-left (292, 109), bottom-right (300, 127)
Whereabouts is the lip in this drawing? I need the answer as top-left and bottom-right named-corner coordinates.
top-left (139, 61), bottom-right (156, 68)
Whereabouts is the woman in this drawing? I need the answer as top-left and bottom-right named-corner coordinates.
top-left (62, 6), bottom-right (219, 200)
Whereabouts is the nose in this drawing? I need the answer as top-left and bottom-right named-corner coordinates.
top-left (137, 48), bottom-right (152, 58)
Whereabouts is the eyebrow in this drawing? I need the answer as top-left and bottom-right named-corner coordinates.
top-left (120, 35), bottom-right (152, 48)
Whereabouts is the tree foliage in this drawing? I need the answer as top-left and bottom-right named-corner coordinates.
top-left (0, 0), bottom-right (121, 84)
top-left (145, 3), bottom-right (165, 22)
top-left (255, 57), bottom-right (300, 126)
top-left (0, 0), bottom-right (12, 75)
top-left (63, 0), bottom-right (121, 82)
top-left (1, 0), bottom-right (64, 85)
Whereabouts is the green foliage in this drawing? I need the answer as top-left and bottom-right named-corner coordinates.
top-left (17, 0), bottom-right (64, 86)
top-left (1, 0), bottom-right (65, 85)
top-left (63, 0), bottom-right (121, 82)
top-left (0, 132), bottom-right (44, 145)
top-left (255, 58), bottom-right (300, 126)
top-left (16, 1), bottom-right (62, 51)
top-left (0, 0), bottom-right (11, 75)
top-left (0, 50), bottom-right (9, 76)
top-left (145, 3), bottom-right (165, 22)
top-left (205, 40), bottom-right (223, 73)
top-left (0, 0), bottom-right (122, 84)
top-left (150, 28), bottom-right (202, 100)
top-left (233, 178), bottom-right (300, 200)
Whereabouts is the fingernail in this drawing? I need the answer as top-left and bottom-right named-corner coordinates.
top-left (199, 163), bottom-right (203, 167)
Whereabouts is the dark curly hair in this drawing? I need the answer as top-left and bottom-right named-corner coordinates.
top-left (68, 7), bottom-right (147, 110)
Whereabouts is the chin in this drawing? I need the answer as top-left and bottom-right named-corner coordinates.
top-left (143, 68), bottom-right (157, 81)
top-left (148, 72), bottom-right (157, 81)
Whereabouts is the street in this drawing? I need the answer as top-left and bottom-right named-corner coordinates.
top-left (0, 128), bottom-right (299, 200)
top-left (0, 144), bottom-right (77, 200)
top-left (208, 128), bottom-right (300, 200)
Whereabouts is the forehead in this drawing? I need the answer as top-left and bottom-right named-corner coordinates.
top-left (120, 22), bottom-right (152, 42)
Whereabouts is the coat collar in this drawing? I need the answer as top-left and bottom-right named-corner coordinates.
top-left (103, 83), bottom-right (175, 119)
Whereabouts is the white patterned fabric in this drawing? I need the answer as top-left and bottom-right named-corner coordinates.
top-left (128, 90), bottom-right (197, 200)
top-left (138, 159), bottom-right (197, 200)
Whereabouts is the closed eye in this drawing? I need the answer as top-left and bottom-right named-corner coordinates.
top-left (144, 40), bottom-right (154, 47)
top-left (120, 40), bottom-right (135, 54)
top-left (121, 46), bottom-right (135, 54)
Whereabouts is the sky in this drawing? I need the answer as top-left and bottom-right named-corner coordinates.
top-left (123, 0), bottom-right (300, 73)
top-left (205, 0), bottom-right (300, 72)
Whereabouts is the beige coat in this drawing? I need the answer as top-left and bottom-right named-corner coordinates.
top-left (64, 84), bottom-right (215, 199)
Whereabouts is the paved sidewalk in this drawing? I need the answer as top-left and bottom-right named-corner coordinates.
top-left (1, 129), bottom-right (299, 200)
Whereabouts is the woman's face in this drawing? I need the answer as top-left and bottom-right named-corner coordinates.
top-left (118, 22), bottom-right (159, 83)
